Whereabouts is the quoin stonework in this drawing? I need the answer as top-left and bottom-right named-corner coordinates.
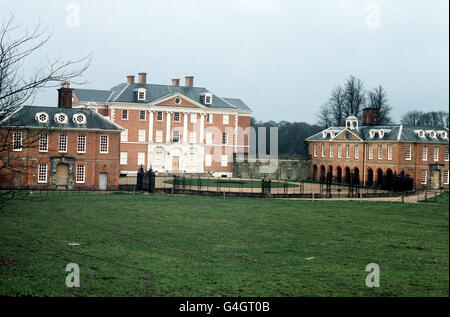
top-left (306, 108), bottom-right (449, 189)
top-left (70, 73), bottom-right (252, 177)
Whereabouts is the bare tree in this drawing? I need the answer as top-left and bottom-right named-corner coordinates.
top-left (367, 85), bottom-right (392, 125)
top-left (401, 110), bottom-right (449, 128)
top-left (342, 75), bottom-right (366, 119)
top-left (0, 15), bottom-right (91, 209)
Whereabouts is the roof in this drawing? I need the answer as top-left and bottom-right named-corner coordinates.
top-left (72, 82), bottom-right (252, 113)
top-left (306, 124), bottom-right (449, 143)
top-left (1, 106), bottom-right (123, 132)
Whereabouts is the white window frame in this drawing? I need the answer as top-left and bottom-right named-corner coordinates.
top-left (445, 147), bottom-right (449, 162)
top-left (405, 145), bottom-right (411, 161)
top-left (39, 133), bottom-right (48, 153)
top-left (444, 169), bottom-right (449, 185)
top-left (354, 145), bottom-right (359, 159)
top-left (223, 114), bottom-right (229, 125)
top-left (337, 144), bottom-right (342, 158)
top-left (434, 147), bottom-right (439, 162)
top-left (138, 129), bottom-right (146, 142)
top-left (172, 130), bottom-right (180, 143)
top-left (137, 152), bottom-right (145, 166)
top-left (368, 144), bottom-right (373, 160)
top-left (321, 144), bottom-right (325, 157)
top-left (76, 164), bottom-right (85, 184)
top-left (13, 132), bottom-right (22, 151)
top-left (156, 130), bottom-right (163, 143)
top-left (38, 163), bottom-right (47, 183)
top-left (387, 144), bottom-right (392, 161)
top-left (190, 113), bottom-right (197, 123)
top-left (137, 89), bottom-right (146, 101)
top-left (77, 134), bottom-right (86, 154)
top-left (59, 134), bottom-right (68, 153)
top-left (222, 132), bottom-right (228, 145)
top-left (157, 111), bottom-right (163, 121)
top-left (121, 129), bottom-right (128, 142)
top-left (206, 114), bottom-right (213, 124)
top-left (173, 112), bottom-right (180, 122)
top-left (139, 110), bottom-right (146, 121)
top-left (122, 109), bottom-right (128, 120)
top-left (120, 152), bottom-right (128, 165)
top-left (313, 144), bottom-right (318, 157)
top-left (421, 170), bottom-right (427, 185)
top-left (221, 155), bottom-right (228, 167)
top-left (205, 154), bottom-right (212, 167)
top-left (422, 146), bottom-right (428, 161)
top-left (329, 144), bottom-right (333, 158)
top-left (378, 145), bottom-right (383, 160)
top-left (100, 135), bottom-right (109, 154)
top-left (346, 145), bottom-right (350, 159)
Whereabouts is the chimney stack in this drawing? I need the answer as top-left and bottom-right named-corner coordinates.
top-left (172, 78), bottom-right (180, 86)
top-left (138, 72), bottom-right (147, 84)
top-left (363, 107), bottom-right (379, 125)
top-left (57, 82), bottom-right (73, 108)
top-left (185, 76), bottom-right (194, 87)
top-left (127, 75), bottom-right (135, 84)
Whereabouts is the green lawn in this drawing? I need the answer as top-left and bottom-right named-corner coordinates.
top-left (164, 178), bottom-right (299, 188)
top-left (0, 193), bottom-right (448, 297)
top-left (421, 191), bottom-right (449, 204)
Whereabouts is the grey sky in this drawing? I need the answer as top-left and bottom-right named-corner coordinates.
top-left (2, 0), bottom-right (449, 124)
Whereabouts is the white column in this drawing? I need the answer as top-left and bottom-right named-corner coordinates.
top-left (183, 112), bottom-right (188, 143)
top-left (148, 110), bottom-right (154, 143)
top-left (166, 111), bottom-right (171, 143)
top-left (199, 113), bottom-right (205, 144)
top-left (147, 110), bottom-right (154, 170)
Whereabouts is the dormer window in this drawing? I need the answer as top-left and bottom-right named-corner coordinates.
top-left (426, 130), bottom-right (436, 138)
top-left (73, 113), bottom-right (87, 125)
top-left (369, 130), bottom-right (376, 138)
top-left (438, 131), bottom-right (448, 139)
top-left (137, 88), bottom-right (146, 101)
top-left (36, 112), bottom-right (48, 123)
top-left (202, 93), bottom-right (213, 105)
top-left (379, 130), bottom-right (385, 138)
top-left (54, 113), bottom-right (68, 124)
top-left (415, 130), bottom-right (425, 138)
top-left (174, 97), bottom-right (181, 105)
top-left (322, 130), bottom-right (328, 138)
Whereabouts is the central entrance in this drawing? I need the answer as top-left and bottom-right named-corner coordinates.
top-left (55, 163), bottom-right (69, 186)
top-left (172, 156), bottom-right (180, 170)
top-left (432, 170), bottom-right (441, 189)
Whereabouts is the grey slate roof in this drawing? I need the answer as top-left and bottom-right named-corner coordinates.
top-left (1, 106), bottom-right (122, 132)
top-left (307, 124), bottom-right (449, 143)
top-left (72, 82), bottom-right (252, 113)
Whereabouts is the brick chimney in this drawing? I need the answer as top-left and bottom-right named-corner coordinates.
top-left (363, 107), bottom-right (379, 125)
top-left (138, 72), bottom-right (147, 84)
top-left (172, 78), bottom-right (180, 86)
top-left (57, 82), bottom-right (73, 108)
top-left (185, 76), bottom-right (194, 87)
top-left (127, 75), bottom-right (135, 84)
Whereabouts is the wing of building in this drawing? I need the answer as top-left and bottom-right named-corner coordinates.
top-left (0, 105), bottom-right (122, 189)
top-left (306, 109), bottom-right (449, 189)
top-left (66, 73), bottom-right (252, 177)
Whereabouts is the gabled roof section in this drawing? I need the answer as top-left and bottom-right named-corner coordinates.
top-left (1, 106), bottom-right (123, 132)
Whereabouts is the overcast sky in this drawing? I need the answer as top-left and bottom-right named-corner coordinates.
top-left (2, 0), bottom-right (449, 124)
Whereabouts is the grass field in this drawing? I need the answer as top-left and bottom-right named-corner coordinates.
top-left (163, 178), bottom-right (299, 188)
top-left (0, 193), bottom-right (448, 297)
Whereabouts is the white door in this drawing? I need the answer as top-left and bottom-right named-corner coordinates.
top-left (99, 173), bottom-right (107, 190)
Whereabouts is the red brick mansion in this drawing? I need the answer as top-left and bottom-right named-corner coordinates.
top-left (69, 73), bottom-right (252, 177)
top-left (306, 108), bottom-right (449, 189)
